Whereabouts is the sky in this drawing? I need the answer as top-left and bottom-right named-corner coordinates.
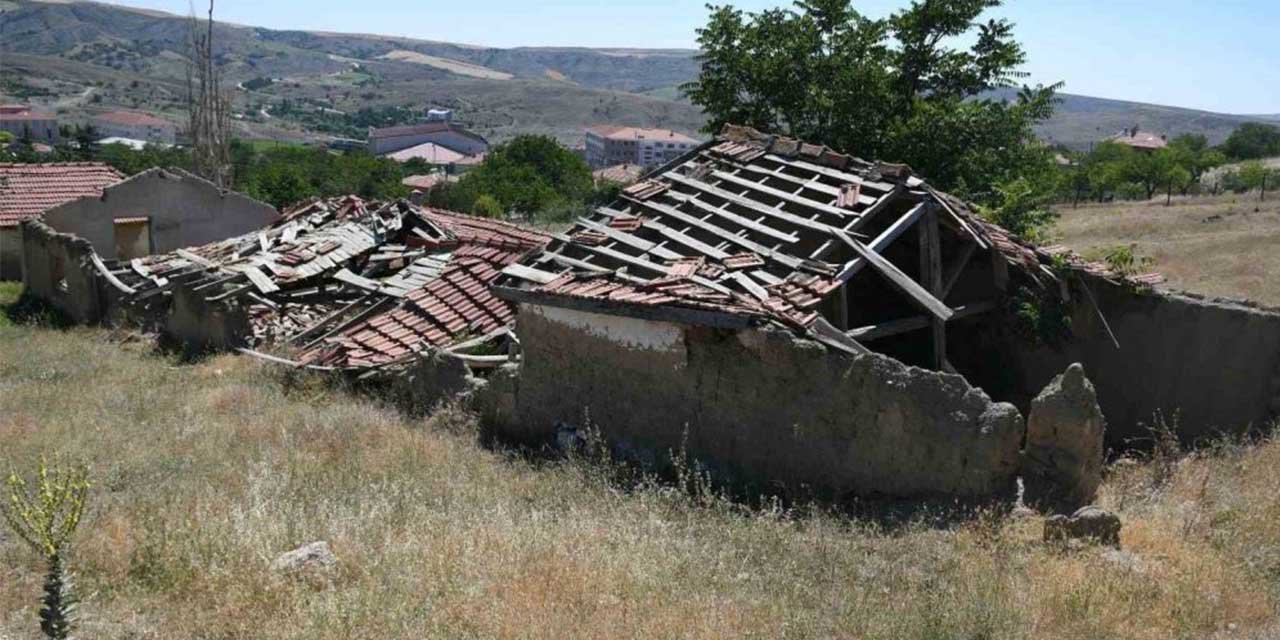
top-left (103, 0), bottom-right (1280, 114)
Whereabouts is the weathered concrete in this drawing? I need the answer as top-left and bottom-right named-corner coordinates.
top-left (164, 284), bottom-right (251, 353)
top-left (493, 304), bottom-right (1025, 500)
top-left (19, 220), bottom-right (105, 324)
top-left (1023, 363), bottom-right (1106, 511)
top-left (41, 168), bottom-right (277, 260)
top-left (954, 279), bottom-right (1280, 445)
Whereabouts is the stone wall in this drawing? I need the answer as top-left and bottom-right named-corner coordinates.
top-left (953, 279), bottom-right (1280, 445)
top-left (19, 220), bottom-right (105, 324)
top-left (42, 168), bottom-right (277, 260)
top-left (494, 304), bottom-right (1026, 501)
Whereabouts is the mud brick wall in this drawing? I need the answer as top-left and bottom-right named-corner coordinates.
top-left (496, 304), bottom-right (1026, 500)
top-left (20, 220), bottom-right (105, 324)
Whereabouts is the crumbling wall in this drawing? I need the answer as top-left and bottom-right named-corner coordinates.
top-left (954, 279), bottom-right (1280, 445)
top-left (42, 168), bottom-right (278, 260)
top-left (164, 284), bottom-right (251, 353)
top-left (19, 221), bottom-right (105, 324)
top-left (496, 304), bottom-right (1025, 500)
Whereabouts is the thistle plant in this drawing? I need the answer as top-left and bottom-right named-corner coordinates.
top-left (2, 457), bottom-right (91, 640)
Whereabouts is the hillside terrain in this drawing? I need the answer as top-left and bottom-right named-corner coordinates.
top-left (2, 0), bottom-right (1276, 150)
top-left (0, 0), bottom-right (705, 144)
top-left (2, 280), bottom-right (1279, 639)
top-left (1052, 192), bottom-right (1280, 305)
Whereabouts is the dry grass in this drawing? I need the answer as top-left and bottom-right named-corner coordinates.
top-left (1052, 193), bottom-right (1280, 305)
top-left (1, 284), bottom-right (1279, 639)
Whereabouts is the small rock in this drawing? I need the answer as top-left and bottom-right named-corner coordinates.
top-left (272, 541), bottom-right (337, 573)
top-left (1044, 506), bottom-right (1122, 548)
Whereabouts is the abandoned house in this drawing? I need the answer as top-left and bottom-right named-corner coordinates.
top-left (0, 162), bottom-right (125, 280)
top-left (39, 167), bottom-right (279, 262)
top-left (20, 125), bottom-right (1280, 505)
top-left (482, 124), bottom-right (1280, 501)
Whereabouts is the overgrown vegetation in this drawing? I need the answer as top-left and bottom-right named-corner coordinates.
top-left (684, 0), bottom-right (1061, 238)
top-left (3, 456), bottom-right (91, 640)
top-left (3, 285), bottom-right (1280, 639)
top-left (429, 134), bottom-right (604, 222)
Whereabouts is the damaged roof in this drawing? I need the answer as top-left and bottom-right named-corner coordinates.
top-left (95, 196), bottom-right (548, 371)
top-left (0, 163), bottom-right (125, 228)
top-left (493, 125), bottom-right (1161, 351)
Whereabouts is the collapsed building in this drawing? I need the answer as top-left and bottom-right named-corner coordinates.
top-left (18, 125), bottom-right (1280, 506)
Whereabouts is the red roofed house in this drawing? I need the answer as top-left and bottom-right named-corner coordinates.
top-left (0, 162), bottom-right (124, 279)
top-left (367, 121), bottom-right (489, 160)
top-left (91, 111), bottom-right (178, 145)
top-left (1107, 126), bottom-right (1168, 152)
top-left (0, 105), bottom-right (60, 146)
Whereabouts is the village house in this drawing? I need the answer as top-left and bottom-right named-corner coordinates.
top-left (367, 121), bottom-right (489, 164)
top-left (584, 126), bottom-right (700, 169)
top-left (38, 167), bottom-right (278, 262)
top-left (91, 111), bottom-right (178, 146)
top-left (0, 104), bottom-right (60, 145)
top-left (0, 162), bottom-right (124, 280)
top-left (1107, 126), bottom-right (1168, 152)
top-left (482, 124), bottom-right (1280, 501)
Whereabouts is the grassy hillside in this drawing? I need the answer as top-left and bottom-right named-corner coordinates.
top-left (2, 283), bottom-right (1280, 638)
top-left (1052, 192), bottom-right (1280, 305)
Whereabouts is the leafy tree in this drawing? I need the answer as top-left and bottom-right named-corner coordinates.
top-left (1222, 123), bottom-right (1280, 161)
top-left (448, 135), bottom-right (593, 218)
top-left (683, 0), bottom-right (1060, 216)
top-left (471, 194), bottom-right (504, 218)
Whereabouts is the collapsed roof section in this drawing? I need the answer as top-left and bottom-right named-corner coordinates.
top-left (94, 196), bottom-right (549, 371)
top-left (493, 125), bottom-right (1158, 368)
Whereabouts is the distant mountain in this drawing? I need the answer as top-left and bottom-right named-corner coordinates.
top-left (0, 0), bottom-right (1274, 150)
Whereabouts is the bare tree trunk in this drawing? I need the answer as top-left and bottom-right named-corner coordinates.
top-left (187, 0), bottom-right (231, 188)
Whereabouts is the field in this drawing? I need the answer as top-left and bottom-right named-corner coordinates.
top-left (377, 51), bottom-right (515, 81)
top-left (1051, 192), bottom-right (1280, 305)
top-left (2, 282), bottom-right (1280, 639)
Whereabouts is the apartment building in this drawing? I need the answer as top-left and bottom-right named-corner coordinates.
top-left (584, 126), bottom-right (700, 168)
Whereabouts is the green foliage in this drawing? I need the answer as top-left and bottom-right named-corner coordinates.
top-left (684, 0), bottom-right (1060, 210)
top-left (1222, 122), bottom-right (1280, 161)
top-left (233, 143), bottom-right (408, 209)
top-left (979, 175), bottom-right (1058, 242)
top-left (1098, 244), bottom-right (1153, 277)
top-left (447, 135), bottom-right (593, 220)
top-left (471, 194), bottom-right (503, 218)
top-left (1007, 286), bottom-right (1073, 348)
top-left (1239, 160), bottom-right (1271, 191)
top-left (3, 457), bottom-right (91, 640)
top-left (1070, 135), bottom-right (1227, 203)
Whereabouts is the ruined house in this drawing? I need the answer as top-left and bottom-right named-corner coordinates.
top-left (483, 125), bottom-right (1280, 501)
top-left (40, 167), bottom-right (278, 261)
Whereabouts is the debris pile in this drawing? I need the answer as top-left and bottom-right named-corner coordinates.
top-left (93, 196), bottom-right (549, 372)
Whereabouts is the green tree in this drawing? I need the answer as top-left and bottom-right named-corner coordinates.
top-left (471, 194), bottom-right (504, 218)
top-left (448, 135), bottom-right (593, 218)
top-left (1222, 122), bottom-right (1280, 161)
top-left (683, 0), bottom-right (1060, 215)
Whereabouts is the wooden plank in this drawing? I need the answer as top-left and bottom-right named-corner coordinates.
top-left (847, 300), bottom-right (997, 341)
top-left (618, 199), bottom-right (799, 269)
top-left (332, 268), bottom-right (382, 292)
top-left (244, 266), bottom-right (279, 294)
top-left (808, 186), bottom-right (906, 261)
top-left (762, 154), bottom-right (895, 192)
top-left (501, 263), bottom-right (561, 285)
top-left (836, 202), bottom-right (931, 282)
top-left (731, 272), bottom-right (770, 301)
top-left (493, 285), bottom-right (754, 331)
top-left (554, 233), bottom-right (671, 276)
top-left (574, 218), bottom-right (683, 260)
top-left (611, 201), bottom-right (733, 260)
top-left (919, 208), bottom-right (946, 369)
top-left (89, 253), bottom-right (136, 295)
top-left (662, 172), bottom-right (847, 237)
top-left (809, 316), bottom-right (871, 356)
top-left (836, 228), bottom-right (953, 321)
top-left (664, 190), bottom-right (800, 244)
top-left (940, 242), bottom-right (978, 299)
top-left (702, 152), bottom-right (879, 207)
top-left (710, 170), bottom-right (854, 219)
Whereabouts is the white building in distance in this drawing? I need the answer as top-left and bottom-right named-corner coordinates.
top-left (584, 126), bottom-right (700, 169)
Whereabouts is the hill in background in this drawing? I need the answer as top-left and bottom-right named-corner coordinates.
top-left (1, 0), bottom-right (1275, 150)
